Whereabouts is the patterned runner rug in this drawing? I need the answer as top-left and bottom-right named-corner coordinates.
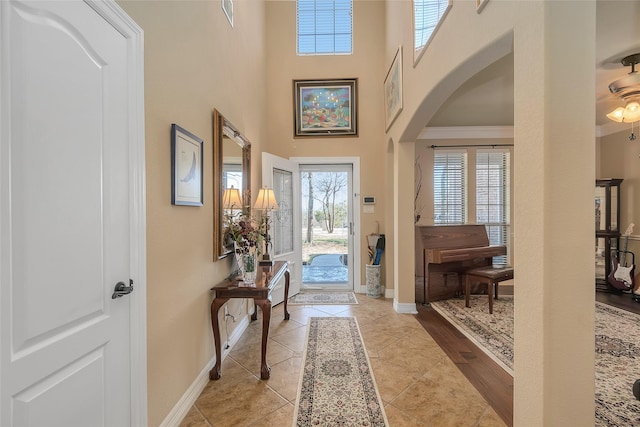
top-left (293, 317), bottom-right (388, 426)
top-left (288, 291), bottom-right (358, 305)
top-left (431, 296), bottom-right (640, 426)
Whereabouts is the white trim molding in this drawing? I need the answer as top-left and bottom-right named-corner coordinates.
top-left (596, 121), bottom-right (632, 138)
top-left (92, 1), bottom-right (148, 426)
top-left (393, 300), bottom-right (418, 314)
top-left (419, 124), bottom-right (632, 140)
top-left (418, 126), bottom-right (514, 140)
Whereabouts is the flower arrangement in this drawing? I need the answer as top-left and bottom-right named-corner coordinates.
top-left (225, 214), bottom-right (263, 282)
top-left (225, 215), bottom-right (262, 255)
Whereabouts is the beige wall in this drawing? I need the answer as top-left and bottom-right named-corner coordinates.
top-left (387, 0), bottom-right (596, 424)
top-left (115, 0), bottom-right (609, 425)
top-left (384, 0), bottom-right (516, 307)
top-left (118, 1), bottom-right (267, 425)
top-left (265, 1), bottom-right (388, 289)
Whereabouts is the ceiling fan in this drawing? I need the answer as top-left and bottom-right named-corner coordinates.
top-left (606, 53), bottom-right (640, 140)
top-left (606, 53), bottom-right (640, 139)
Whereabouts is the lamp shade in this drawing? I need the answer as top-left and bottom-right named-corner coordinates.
top-left (222, 186), bottom-right (242, 209)
top-left (254, 187), bottom-right (279, 210)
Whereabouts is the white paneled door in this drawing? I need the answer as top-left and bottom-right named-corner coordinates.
top-left (262, 153), bottom-right (301, 304)
top-left (0, 1), bottom-right (146, 426)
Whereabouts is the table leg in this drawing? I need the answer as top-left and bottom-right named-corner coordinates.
top-left (488, 280), bottom-right (494, 314)
top-left (209, 297), bottom-right (229, 380)
top-left (465, 275), bottom-right (471, 308)
top-left (251, 301), bottom-right (258, 321)
top-left (283, 269), bottom-right (290, 320)
top-left (255, 298), bottom-right (272, 380)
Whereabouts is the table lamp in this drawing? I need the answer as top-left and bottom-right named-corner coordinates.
top-left (254, 186), bottom-right (279, 266)
top-left (222, 186), bottom-right (242, 217)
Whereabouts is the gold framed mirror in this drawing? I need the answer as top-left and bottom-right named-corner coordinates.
top-left (213, 109), bottom-right (251, 259)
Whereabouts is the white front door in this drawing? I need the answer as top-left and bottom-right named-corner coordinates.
top-left (262, 153), bottom-right (302, 304)
top-left (0, 1), bottom-right (145, 426)
top-left (292, 157), bottom-right (360, 292)
top-left (297, 163), bottom-right (355, 290)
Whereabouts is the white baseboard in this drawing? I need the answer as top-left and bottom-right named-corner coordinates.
top-left (393, 300), bottom-right (418, 314)
top-left (159, 314), bottom-right (251, 427)
top-left (356, 286), bottom-right (394, 299)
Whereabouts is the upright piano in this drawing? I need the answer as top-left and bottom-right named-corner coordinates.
top-left (415, 224), bottom-right (507, 304)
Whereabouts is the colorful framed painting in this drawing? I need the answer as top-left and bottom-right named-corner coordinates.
top-left (171, 124), bottom-right (204, 206)
top-left (384, 46), bottom-right (403, 131)
top-left (293, 78), bottom-right (358, 137)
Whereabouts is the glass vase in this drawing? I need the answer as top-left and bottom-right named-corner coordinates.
top-left (240, 251), bottom-right (257, 285)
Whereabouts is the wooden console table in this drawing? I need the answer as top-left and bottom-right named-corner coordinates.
top-left (209, 261), bottom-right (290, 381)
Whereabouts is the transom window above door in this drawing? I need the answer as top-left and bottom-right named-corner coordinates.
top-left (297, 0), bottom-right (352, 55)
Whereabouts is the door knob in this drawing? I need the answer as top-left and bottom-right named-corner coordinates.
top-left (112, 279), bottom-right (134, 299)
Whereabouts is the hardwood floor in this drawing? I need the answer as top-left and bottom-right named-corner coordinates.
top-left (596, 289), bottom-right (640, 314)
top-left (415, 304), bottom-right (514, 426)
top-left (414, 289), bottom-right (640, 427)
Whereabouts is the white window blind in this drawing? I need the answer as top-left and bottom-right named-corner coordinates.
top-left (297, 0), bottom-right (352, 55)
top-left (434, 151), bottom-right (466, 224)
top-left (476, 151), bottom-right (510, 265)
top-left (413, 0), bottom-right (450, 58)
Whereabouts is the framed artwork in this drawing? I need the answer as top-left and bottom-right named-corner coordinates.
top-left (293, 78), bottom-right (358, 137)
top-left (476, 0), bottom-right (489, 13)
top-left (171, 124), bottom-right (204, 206)
top-left (222, 0), bottom-right (233, 27)
top-left (384, 46), bottom-right (403, 131)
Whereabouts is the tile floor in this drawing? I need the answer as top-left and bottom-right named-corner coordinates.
top-left (179, 295), bottom-right (505, 427)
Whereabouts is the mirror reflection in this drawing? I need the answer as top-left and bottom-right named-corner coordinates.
top-left (213, 109), bottom-right (251, 259)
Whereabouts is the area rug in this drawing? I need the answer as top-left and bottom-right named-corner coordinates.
top-left (288, 291), bottom-right (358, 305)
top-left (293, 317), bottom-right (388, 427)
top-left (431, 296), bottom-right (640, 426)
top-left (431, 296), bottom-right (514, 375)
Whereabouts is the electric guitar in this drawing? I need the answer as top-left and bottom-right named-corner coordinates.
top-left (608, 223), bottom-right (635, 290)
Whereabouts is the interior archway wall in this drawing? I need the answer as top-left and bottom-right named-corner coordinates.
top-left (384, 1), bottom-right (518, 313)
top-left (385, 1), bottom-right (595, 425)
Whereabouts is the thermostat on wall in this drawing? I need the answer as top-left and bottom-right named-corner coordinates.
top-left (363, 196), bottom-right (375, 205)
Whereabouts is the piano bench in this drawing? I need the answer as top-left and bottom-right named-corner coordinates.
top-left (464, 266), bottom-right (514, 314)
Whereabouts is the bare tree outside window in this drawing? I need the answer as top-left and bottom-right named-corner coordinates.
top-left (313, 172), bottom-right (347, 234)
top-left (300, 166), bottom-right (351, 286)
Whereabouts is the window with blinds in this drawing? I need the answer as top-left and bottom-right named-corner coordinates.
top-left (476, 151), bottom-right (510, 265)
top-left (434, 151), bottom-right (466, 224)
top-left (297, 0), bottom-right (352, 55)
top-left (413, 0), bottom-right (451, 61)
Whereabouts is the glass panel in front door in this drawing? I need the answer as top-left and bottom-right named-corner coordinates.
top-left (300, 166), bottom-right (352, 289)
top-left (273, 168), bottom-right (293, 256)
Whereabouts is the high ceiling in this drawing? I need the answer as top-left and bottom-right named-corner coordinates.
top-left (427, 1), bottom-right (640, 132)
